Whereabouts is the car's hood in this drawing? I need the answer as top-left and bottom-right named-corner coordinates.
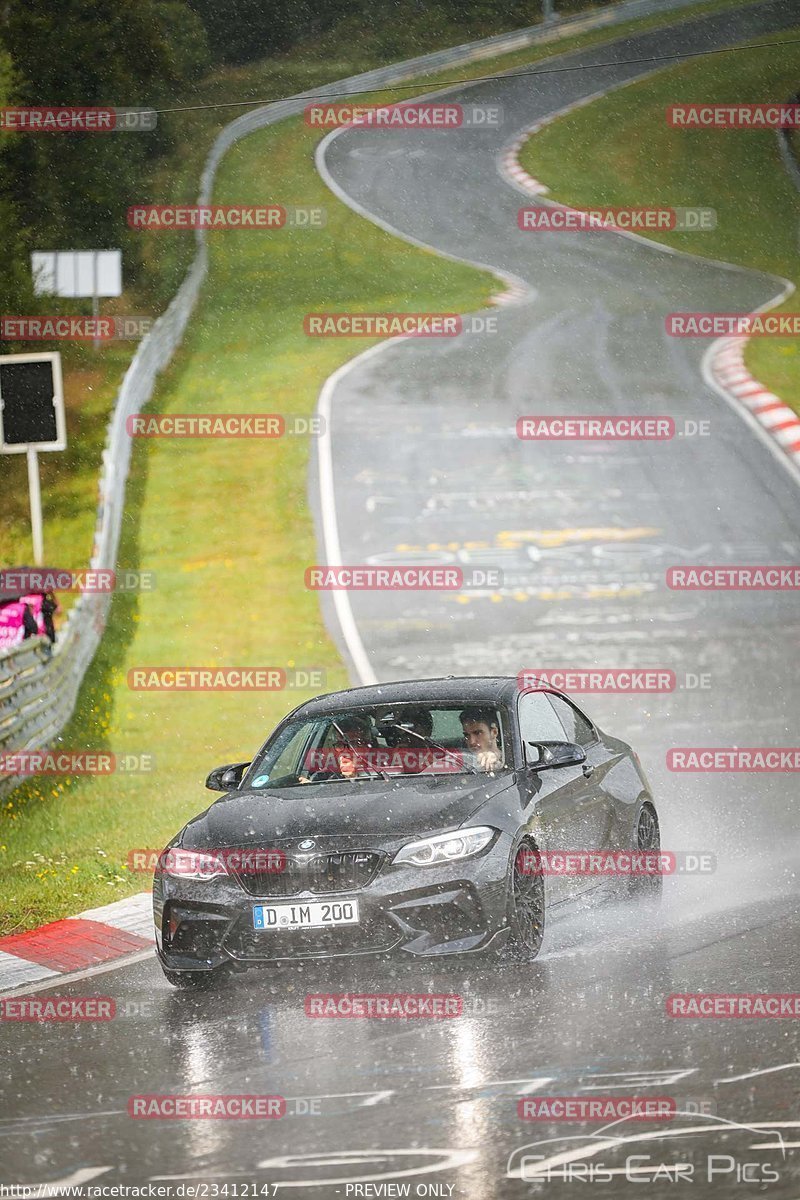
top-left (179, 772), bottom-right (513, 849)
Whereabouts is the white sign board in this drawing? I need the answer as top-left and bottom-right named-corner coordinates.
top-left (31, 250), bottom-right (122, 299)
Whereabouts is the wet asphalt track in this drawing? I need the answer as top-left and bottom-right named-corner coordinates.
top-left (1, 893), bottom-right (799, 1192)
top-left (3, 2), bottom-right (800, 1194)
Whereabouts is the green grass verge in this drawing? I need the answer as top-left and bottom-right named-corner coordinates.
top-left (518, 26), bottom-right (800, 412)
top-left (0, 0), bottom-right (760, 932)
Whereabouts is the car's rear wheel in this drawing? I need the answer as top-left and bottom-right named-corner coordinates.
top-left (630, 802), bottom-right (662, 905)
top-left (505, 841), bottom-right (546, 962)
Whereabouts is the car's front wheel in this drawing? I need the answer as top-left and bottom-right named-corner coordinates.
top-left (630, 802), bottom-right (662, 905)
top-left (504, 840), bottom-right (546, 962)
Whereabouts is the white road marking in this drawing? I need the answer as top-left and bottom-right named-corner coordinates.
top-left (26, 1167), bottom-right (113, 1188)
top-left (317, 340), bottom-right (402, 685)
top-left (155, 1147), bottom-right (477, 1187)
top-left (314, 113), bottom-right (532, 686)
top-left (717, 1062), bottom-right (800, 1085)
top-left (580, 1068), bottom-right (697, 1089)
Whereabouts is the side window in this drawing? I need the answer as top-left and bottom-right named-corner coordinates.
top-left (518, 691), bottom-right (567, 746)
top-left (547, 694), bottom-right (596, 748)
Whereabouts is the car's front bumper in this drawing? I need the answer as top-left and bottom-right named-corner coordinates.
top-left (153, 839), bottom-right (512, 972)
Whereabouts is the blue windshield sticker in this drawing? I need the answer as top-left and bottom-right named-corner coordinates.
top-left (252, 774), bottom-right (270, 787)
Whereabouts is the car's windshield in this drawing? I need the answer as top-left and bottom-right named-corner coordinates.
top-left (244, 703), bottom-right (511, 789)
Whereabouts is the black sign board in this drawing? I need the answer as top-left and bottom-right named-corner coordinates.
top-left (0, 352), bottom-right (66, 453)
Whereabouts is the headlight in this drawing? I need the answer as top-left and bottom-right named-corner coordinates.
top-left (158, 848), bottom-right (228, 880)
top-left (393, 826), bottom-right (495, 867)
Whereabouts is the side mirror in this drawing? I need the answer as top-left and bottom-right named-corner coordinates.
top-left (205, 761), bottom-right (251, 792)
top-left (525, 741), bottom-right (586, 770)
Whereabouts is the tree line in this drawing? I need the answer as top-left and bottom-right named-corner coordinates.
top-left (0, 0), bottom-right (582, 320)
top-left (1, 0), bottom-right (211, 317)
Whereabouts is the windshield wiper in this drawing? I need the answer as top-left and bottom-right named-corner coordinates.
top-left (383, 724), bottom-right (478, 774)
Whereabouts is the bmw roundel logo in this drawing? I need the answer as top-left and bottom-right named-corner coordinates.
top-left (298, 838), bottom-right (316, 850)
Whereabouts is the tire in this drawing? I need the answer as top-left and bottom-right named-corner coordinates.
top-left (504, 840), bottom-right (546, 962)
top-left (629, 802), bottom-right (663, 905)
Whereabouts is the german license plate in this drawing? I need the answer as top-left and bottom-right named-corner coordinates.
top-left (253, 898), bottom-right (360, 930)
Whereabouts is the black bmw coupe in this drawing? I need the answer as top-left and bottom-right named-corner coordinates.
top-left (153, 676), bottom-right (660, 986)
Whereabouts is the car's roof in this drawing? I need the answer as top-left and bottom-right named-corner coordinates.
top-left (294, 676), bottom-right (541, 717)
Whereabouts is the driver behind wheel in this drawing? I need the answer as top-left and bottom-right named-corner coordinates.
top-left (331, 714), bottom-right (374, 778)
top-left (299, 714), bottom-right (374, 782)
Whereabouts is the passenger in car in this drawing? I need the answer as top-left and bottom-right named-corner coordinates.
top-left (459, 707), bottom-right (504, 773)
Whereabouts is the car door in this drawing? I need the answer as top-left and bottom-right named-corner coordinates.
top-left (545, 692), bottom-right (616, 868)
top-left (516, 689), bottom-right (597, 903)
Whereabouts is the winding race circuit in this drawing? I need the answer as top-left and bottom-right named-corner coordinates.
top-left (1, 1), bottom-right (799, 1194)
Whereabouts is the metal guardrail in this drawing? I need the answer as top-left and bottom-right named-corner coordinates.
top-left (777, 92), bottom-right (800, 192)
top-left (0, 0), bottom-right (711, 798)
